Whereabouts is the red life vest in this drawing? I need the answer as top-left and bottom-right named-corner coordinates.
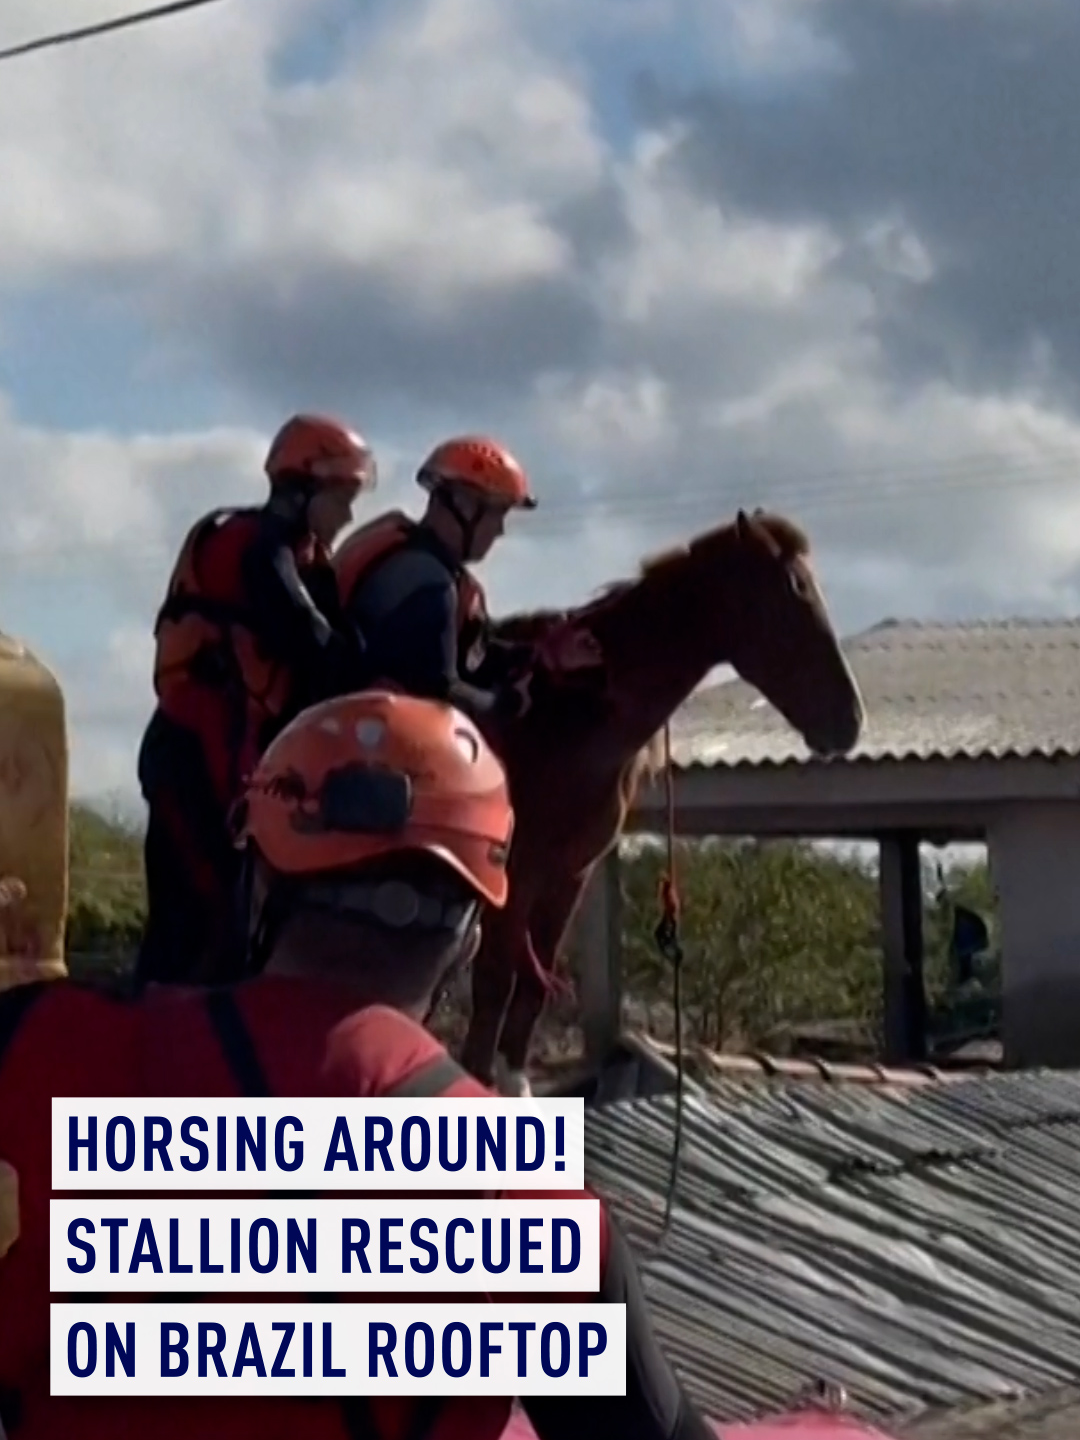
top-left (154, 507), bottom-right (333, 728)
top-left (333, 511), bottom-right (488, 657)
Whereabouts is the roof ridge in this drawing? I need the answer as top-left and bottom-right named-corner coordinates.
top-left (846, 616), bottom-right (1080, 646)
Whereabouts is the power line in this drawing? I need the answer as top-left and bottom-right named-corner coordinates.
top-left (0, 445), bottom-right (1075, 571)
top-left (0, 0), bottom-right (227, 64)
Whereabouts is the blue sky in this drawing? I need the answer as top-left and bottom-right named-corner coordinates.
top-left (1, 0), bottom-right (1079, 808)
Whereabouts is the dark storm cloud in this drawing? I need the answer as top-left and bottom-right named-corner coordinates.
top-left (158, 258), bottom-right (603, 422)
top-left (648, 0), bottom-right (1080, 395)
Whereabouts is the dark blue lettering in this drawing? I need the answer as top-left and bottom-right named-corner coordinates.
top-left (476, 1116), bottom-right (505, 1172)
top-left (323, 1116), bottom-right (358, 1172)
top-left (438, 1114), bottom-right (467, 1170)
top-left (249, 1218), bottom-right (278, 1274)
top-left (129, 1217), bottom-right (163, 1274)
top-left (400, 1116), bottom-right (429, 1171)
top-left (271, 1322), bottom-right (296, 1377)
top-left (198, 1322), bottom-right (227, 1377)
top-left (66, 1218), bottom-right (95, 1273)
top-left (105, 1321), bottom-right (135, 1378)
top-left (552, 1218), bottom-right (580, 1274)
top-left (144, 1116), bottom-right (173, 1171)
top-left (380, 1217), bottom-right (403, 1273)
top-left (482, 1216), bottom-right (509, 1273)
top-left (480, 1321), bottom-right (503, 1378)
top-left (442, 1321), bottom-right (471, 1378)
top-left (180, 1116), bottom-right (208, 1171)
top-left (232, 1322), bottom-right (266, 1377)
top-left (161, 1323), bottom-right (188, 1377)
top-left (67, 1321), bottom-right (96, 1377)
top-left (274, 1117), bottom-right (303, 1172)
top-left (369, 1323), bottom-right (397, 1377)
top-left (365, 1116), bottom-right (393, 1172)
top-left (236, 1116), bottom-right (266, 1172)
top-left (68, 1115), bottom-right (96, 1172)
top-left (520, 1218), bottom-right (543, 1273)
top-left (516, 1115), bottom-right (544, 1170)
top-left (409, 1218), bottom-right (437, 1274)
top-left (446, 1218), bottom-right (473, 1273)
top-left (404, 1322), bottom-right (432, 1377)
top-left (579, 1322), bottom-right (607, 1375)
top-left (541, 1322), bottom-right (570, 1378)
top-left (169, 1218), bottom-right (193, 1274)
top-left (105, 1116), bottom-right (135, 1171)
top-left (287, 1217), bottom-right (316, 1274)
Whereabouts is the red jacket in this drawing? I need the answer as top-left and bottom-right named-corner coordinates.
top-left (3, 978), bottom-right (607, 1440)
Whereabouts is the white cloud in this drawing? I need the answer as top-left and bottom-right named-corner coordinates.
top-left (0, 0), bottom-right (1078, 816)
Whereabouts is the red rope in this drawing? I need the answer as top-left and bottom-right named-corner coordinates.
top-left (658, 722), bottom-right (680, 930)
top-left (653, 719), bottom-right (684, 1241)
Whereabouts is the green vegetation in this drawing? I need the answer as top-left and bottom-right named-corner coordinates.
top-left (67, 803), bottom-right (145, 973)
top-left (65, 807), bottom-right (999, 1054)
top-left (617, 838), bottom-right (998, 1055)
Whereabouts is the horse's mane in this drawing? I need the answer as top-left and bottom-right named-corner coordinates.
top-left (490, 510), bottom-right (810, 788)
top-left (499, 510), bottom-right (809, 632)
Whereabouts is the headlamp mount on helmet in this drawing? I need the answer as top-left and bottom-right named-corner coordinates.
top-left (283, 763), bottom-right (414, 837)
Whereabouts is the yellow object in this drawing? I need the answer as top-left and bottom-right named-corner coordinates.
top-left (0, 631), bottom-right (68, 993)
top-left (0, 1160), bottom-right (17, 1260)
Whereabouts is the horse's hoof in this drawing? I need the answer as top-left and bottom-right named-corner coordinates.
top-left (494, 1058), bottom-right (533, 1098)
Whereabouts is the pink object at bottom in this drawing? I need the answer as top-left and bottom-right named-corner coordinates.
top-left (499, 1408), bottom-right (900, 1440)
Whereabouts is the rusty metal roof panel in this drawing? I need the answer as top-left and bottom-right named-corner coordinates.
top-left (670, 618), bottom-right (1080, 769)
top-left (582, 1068), bottom-right (1080, 1427)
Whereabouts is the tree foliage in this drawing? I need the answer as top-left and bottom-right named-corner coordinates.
top-left (62, 806), bottom-right (1000, 1055)
top-left (613, 838), bottom-right (998, 1054)
top-left (66, 804), bottom-right (145, 973)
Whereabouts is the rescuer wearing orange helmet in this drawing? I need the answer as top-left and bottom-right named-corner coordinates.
top-left (135, 413), bottom-right (378, 990)
top-left (332, 435), bottom-right (545, 725)
top-left (5, 691), bottom-right (711, 1440)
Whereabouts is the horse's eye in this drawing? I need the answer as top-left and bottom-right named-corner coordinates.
top-left (790, 570), bottom-right (812, 601)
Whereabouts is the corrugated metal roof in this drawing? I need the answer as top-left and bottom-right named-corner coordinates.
top-left (582, 1067), bottom-right (1080, 1428)
top-left (637, 1033), bottom-right (981, 1089)
top-left (670, 618), bottom-right (1080, 769)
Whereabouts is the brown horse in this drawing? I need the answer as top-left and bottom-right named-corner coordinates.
top-left (460, 508), bottom-right (865, 1094)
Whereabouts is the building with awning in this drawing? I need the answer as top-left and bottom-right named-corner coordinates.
top-left (577, 617), bottom-right (1080, 1070)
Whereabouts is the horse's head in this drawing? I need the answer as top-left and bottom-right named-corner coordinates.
top-left (710, 509), bottom-right (864, 757)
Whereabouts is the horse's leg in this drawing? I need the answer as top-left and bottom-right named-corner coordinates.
top-left (496, 869), bottom-right (590, 1095)
top-left (459, 892), bottom-right (533, 1087)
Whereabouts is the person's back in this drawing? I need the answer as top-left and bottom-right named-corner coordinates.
top-left (335, 437), bottom-right (541, 728)
top-left (15, 692), bottom-right (711, 1440)
top-left (133, 981), bottom-right (696, 1440)
top-left (137, 413), bottom-right (377, 989)
top-left (0, 978), bottom-right (139, 1431)
top-left (225, 689), bottom-right (710, 1440)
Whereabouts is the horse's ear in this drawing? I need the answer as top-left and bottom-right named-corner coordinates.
top-left (736, 508), bottom-right (752, 540)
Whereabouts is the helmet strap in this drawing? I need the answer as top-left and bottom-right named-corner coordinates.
top-left (248, 874), bottom-right (479, 976)
top-left (431, 483), bottom-right (484, 561)
top-left (245, 877), bottom-right (294, 975)
top-left (267, 475), bottom-right (314, 527)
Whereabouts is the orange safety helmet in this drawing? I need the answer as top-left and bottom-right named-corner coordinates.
top-left (417, 435), bottom-right (537, 510)
top-left (265, 413), bottom-right (378, 492)
top-left (237, 691), bottom-right (513, 908)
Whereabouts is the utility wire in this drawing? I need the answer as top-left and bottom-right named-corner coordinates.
top-left (0, 445), bottom-right (1075, 570)
top-left (0, 0), bottom-right (227, 64)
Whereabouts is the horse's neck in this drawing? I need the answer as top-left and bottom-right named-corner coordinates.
top-left (600, 567), bottom-right (722, 759)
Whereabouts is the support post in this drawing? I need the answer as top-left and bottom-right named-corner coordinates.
top-left (878, 831), bottom-right (927, 1065)
top-left (576, 848), bottom-right (624, 1068)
